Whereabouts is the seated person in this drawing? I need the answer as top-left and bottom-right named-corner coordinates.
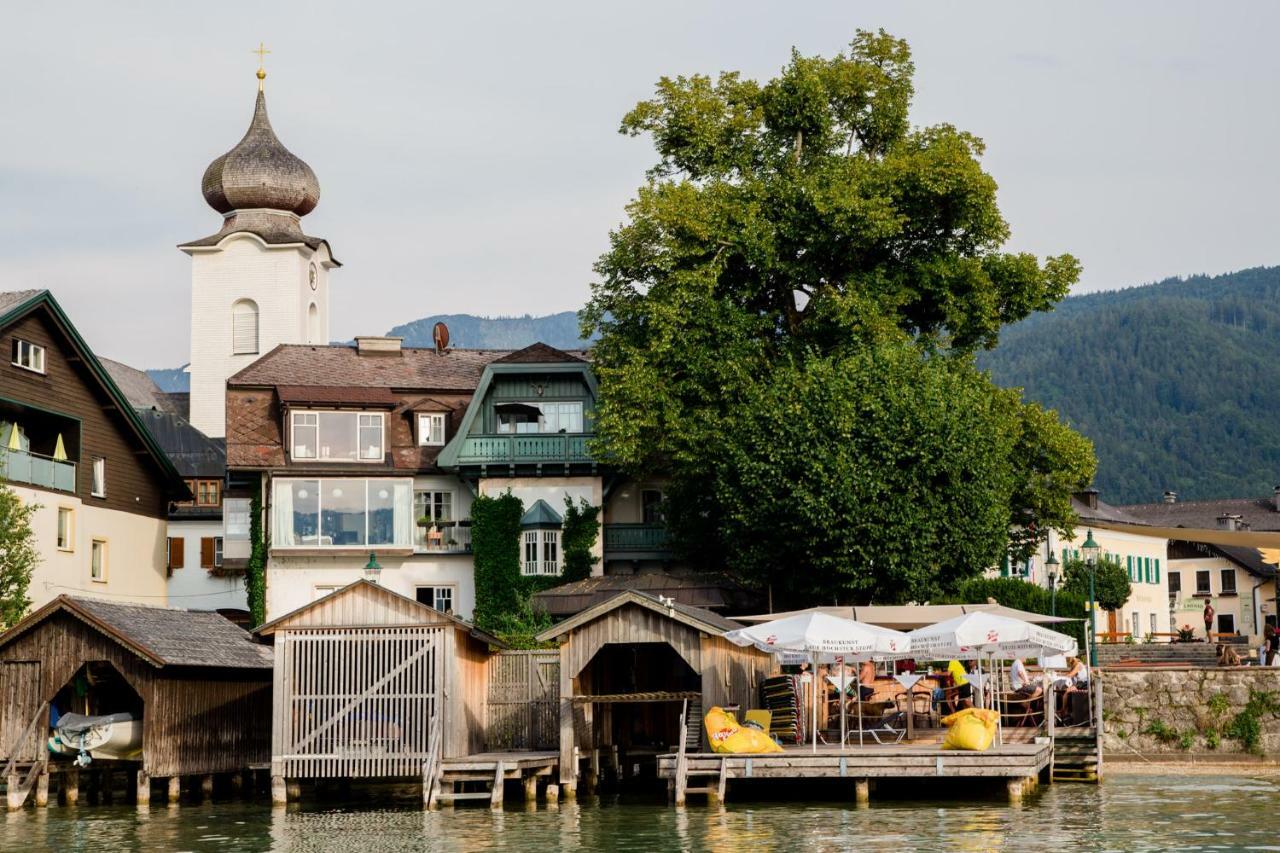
top-left (1057, 656), bottom-right (1089, 715)
top-left (858, 660), bottom-right (876, 701)
top-left (1217, 644), bottom-right (1242, 667)
top-left (1010, 657), bottom-right (1042, 700)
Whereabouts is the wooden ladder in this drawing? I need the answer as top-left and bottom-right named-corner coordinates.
top-left (432, 761), bottom-right (511, 810)
top-left (682, 756), bottom-right (728, 802)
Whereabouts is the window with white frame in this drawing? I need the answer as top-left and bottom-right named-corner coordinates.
top-left (1221, 568), bottom-right (1238, 595)
top-left (1150, 613), bottom-right (1158, 636)
top-left (56, 507), bottom-right (74, 551)
top-left (271, 478), bottom-right (413, 548)
top-left (415, 585), bottom-right (455, 613)
top-left (414, 489), bottom-right (454, 550)
top-left (11, 339), bottom-right (45, 373)
top-left (213, 536), bottom-right (223, 568)
top-left (90, 539), bottom-right (107, 581)
top-left (418, 413), bottom-right (447, 446)
top-left (91, 457), bottom-right (106, 497)
top-left (231, 299), bottom-right (259, 355)
top-left (1196, 570), bottom-right (1212, 595)
top-left (522, 529), bottom-right (560, 575)
top-left (224, 498), bottom-right (251, 539)
top-left (1131, 611), bottom-right (1139, 639)
top-left (497, 401), bottom-right (584, 434)
top-left (290, 411), bottom-right (385, 462)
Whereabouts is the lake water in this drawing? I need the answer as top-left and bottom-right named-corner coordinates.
top-left (1, 774), bottom-right (1277, 852)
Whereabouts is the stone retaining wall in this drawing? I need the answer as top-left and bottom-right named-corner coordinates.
top-left (1101, 667), bottom-right (1280, 755)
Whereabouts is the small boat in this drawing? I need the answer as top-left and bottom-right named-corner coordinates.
top-left (48, 712), bottom-right (143, 762)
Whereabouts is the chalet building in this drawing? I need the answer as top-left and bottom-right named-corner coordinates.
top-left (0, 290), bottom-right (188, 611)
top-left (1119, 492), bottom-right (1280, 643)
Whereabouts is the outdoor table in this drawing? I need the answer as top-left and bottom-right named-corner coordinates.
top-left (893, 672), bottom-right (924, 739)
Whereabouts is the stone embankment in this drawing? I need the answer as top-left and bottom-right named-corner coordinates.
top-left (1096, 642), bottom-right (1218, 668)
top-left (1101, 666), bottom-right (1280, 757)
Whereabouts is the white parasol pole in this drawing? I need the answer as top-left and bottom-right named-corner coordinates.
top-left (995, 651), bottom-right (1004, 746)
top-left (839, 657), bottom-right (846, 752)
top-left (811, 652), bottom-right (818, 753)
top-left (975, 655), bottom-right (984, 710)
top-left (857, 661), bottom-right (865, 748)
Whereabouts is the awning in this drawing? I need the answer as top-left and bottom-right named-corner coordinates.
top-left (732, 603), bottom-right (1076, 629)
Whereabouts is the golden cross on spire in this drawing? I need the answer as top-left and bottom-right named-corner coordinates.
top-left (253, 42), bottom-right (271, 91)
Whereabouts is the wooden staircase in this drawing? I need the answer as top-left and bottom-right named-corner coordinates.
top-left (429, 760), bottom-right (511, 810)
top-left (1052, 731), bottom-right (1101, 783)
top-left (684, 698), bottom-right (703, 752)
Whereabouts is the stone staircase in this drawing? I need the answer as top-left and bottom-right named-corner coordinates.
top-left (1096, 643), bottom-right (1218, 667)
top-left (1052, 731), bottom-right (1101, 783)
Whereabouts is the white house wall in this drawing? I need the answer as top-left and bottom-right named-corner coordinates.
top-left (265, 553), bottom-right (475, 622)
top-left (480, 476), bottom-right (604, 572)
top-left (166, 517), bottom-right (248, 612)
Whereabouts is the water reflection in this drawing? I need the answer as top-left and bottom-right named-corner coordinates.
top-left (0, 775), bottom-right (1276, 852)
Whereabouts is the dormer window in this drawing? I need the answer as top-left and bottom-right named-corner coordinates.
top-left (496, 401), bottom-right (583, 434)
top-left (417, 413), bottom-right (446, 447)
top-left (11, 339), bottom-right (45, 374)
top-left (291, 411), bottom-right (384, 462)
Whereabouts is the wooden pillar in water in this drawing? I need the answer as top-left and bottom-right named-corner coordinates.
top-left (854, 778), bottom-right (870, 806)
top-left (135, 770), bottom-right (150, 806)
top-left (167, 777), bottom-right (181, 804)
top-left (6, 773), bottom-right (22, 810)
top-left (201, 774), bottom-right (214, 799)
top-left (522, 773), bottom-right (537, 802)
top-left (34, 768), bottom-right (49, 808)
top-left (1007, 777), bottom-right (1024, 803)
top-left (545, 783), bottom-right (559, 804)
top-left (270, 775), bottom-right (288, 806)
top-left (63, 769), bottom-right (79, 805)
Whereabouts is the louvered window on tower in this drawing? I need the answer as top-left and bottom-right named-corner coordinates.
top-left (232, 299), bottom-right (260, 355)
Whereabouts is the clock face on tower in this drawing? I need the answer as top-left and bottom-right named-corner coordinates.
top-left (308, 263), bottom-right (318, 290)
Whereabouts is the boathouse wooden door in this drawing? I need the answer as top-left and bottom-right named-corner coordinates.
top-left (273, 626), bottom-right (444, 779)
top-left (0, 661), bottom-right (43, 763)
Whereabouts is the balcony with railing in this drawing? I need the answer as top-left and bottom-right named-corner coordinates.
top-left (604, 523), bottom-right (672, 559)
top-left (451, 433), bottom-right (594, 467)
top-left (415, 519), bottom-right (472, 554)
top-left (0, 447), bottom-right (76, 492)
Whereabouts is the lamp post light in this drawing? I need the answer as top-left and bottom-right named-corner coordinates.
top-left (1081, 530), bottom-right (1101, 667)
top-left (1046, 552), bottom-right (1060, 617)
top-left (363, 552), bottom-right (383, 584)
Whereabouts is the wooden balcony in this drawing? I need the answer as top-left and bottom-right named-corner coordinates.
top-left (604, 523), bottom-right (672, 560)
top-left (451, 433), bottom-right (595, 467)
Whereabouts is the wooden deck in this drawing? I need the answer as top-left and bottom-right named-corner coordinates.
top-left (428, 751), bottom-right (559, 811)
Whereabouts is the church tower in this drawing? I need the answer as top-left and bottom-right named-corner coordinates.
top-left (180, 59), bottom-right (338, 438)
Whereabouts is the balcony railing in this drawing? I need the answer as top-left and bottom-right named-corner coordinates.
top-left (415, 520), bottom-right (472, 554)
top-left (604, 523), bottom-right (671, 555)
top-left (453, 433), bottom-right (594, 466)
top-left (0, 447), bottom-right (76, 493)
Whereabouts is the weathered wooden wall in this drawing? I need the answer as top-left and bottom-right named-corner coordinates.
top-left (0, 661), bottom-right (43, 763)
top-left (699, 635), bottom-right (773, 712)
top-left (561, 604), bottom-right (702, 680)
top-left (486, 650), bottom-right (559, 750)
top-left (0, 612), bottom-right (270, 776)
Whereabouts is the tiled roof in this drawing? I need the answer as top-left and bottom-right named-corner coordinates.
top-left (493, 342), bottom-right (586, 364)
top-left (276, 385), bottom-right (399, 407)
top-left (1119, 496), bottom-right (1280, 533)
top-left (531, 572), bottom-right (757, 619)
top-left (0, 290), bottom-right (43, 317)
top-left (100, 357), bottom-right (179, 415)
top-left (229, 344), bottom-right (509, 390)
top-left (135, 409), bottom-right (226, 478)
top-left (0, 596), bottom-right (272, 669)
top-left (1073, 494), bottom-right (1149, 526)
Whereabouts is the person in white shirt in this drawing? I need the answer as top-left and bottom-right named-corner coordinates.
top-left (1010, 658), bottom-right (1042, 699)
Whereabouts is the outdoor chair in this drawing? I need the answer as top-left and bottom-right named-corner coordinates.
top-left (894, 690), bottom-right (933, 730)
top-left (999, 693), bottom-right (1044, 728)
top-left (844, 710), bottom-right (907, 746)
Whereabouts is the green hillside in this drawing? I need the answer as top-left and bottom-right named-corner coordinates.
top-left (386, 312), bottom-right (591, 351)
top-left (981, 266), bottom-right (1280, 504)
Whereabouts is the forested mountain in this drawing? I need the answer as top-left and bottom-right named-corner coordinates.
top-left (386, 311), bottom-right (590, 350)
top-left (981, 266), bottom-right (1280, 504)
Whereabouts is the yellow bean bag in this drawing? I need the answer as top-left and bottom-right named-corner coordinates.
top-left (940, 707), bottom-right (999, 752)
top-left (704, 706), bottom-right (784, 754)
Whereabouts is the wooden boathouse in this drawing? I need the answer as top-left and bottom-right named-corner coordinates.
top-left (535, 590), bottom-right (774, 797)
top-left (0, 595), bottom-right (273, 808)
top-left (255, 580), bottom-right (559, 808)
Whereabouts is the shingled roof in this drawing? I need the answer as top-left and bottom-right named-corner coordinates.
top-left (0, 596), bottom-right (272, 669)
top-left (135, 409), bottom-right (226, 478)
top-left (1119, 496), bottom-right (1280, 533)
top-left (493, 342), bottom-right (586, 364)
top-left (99, 358), bottom-right (178, 415)
top-left (0, 290), bottom-right (43, 316)
top-left (229, 344), bottom-right (510, 390)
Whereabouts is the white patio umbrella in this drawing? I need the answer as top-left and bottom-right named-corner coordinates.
top-left (725, 612), bottom-right (910, 751)
top-left (909, 612), bottom-right (1077, 743)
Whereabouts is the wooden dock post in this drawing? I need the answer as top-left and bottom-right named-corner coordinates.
top-left (200, 774), bottom-right (214, 799)
top-left (229, 771), bottom-right (244, 797)
top-left (522, 773), bottom-right (537, 802)
top-left (6, 773), bottom-right (21, 810)
top-left (135, 770), bottom-right (150, 806)
top-left (1007, 778), bottom-right (1024, 803)
top-left (34, 767), bottom-right (49, 807)
top-left (168, 776), bottom-right (181, 804)
top-left (854, 778), bottom-right (870, 806)
top-left (490, 762), bottom-right (505, 811)
top-left (270, 775), bottom-right (288, 806)
top-left (63, 769), bottom-right (79, 805)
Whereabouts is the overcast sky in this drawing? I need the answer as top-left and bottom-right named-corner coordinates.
top-left (3, 2), bottom-right (1278, 366)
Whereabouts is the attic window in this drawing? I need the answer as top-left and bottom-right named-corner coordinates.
top-left (418, 413), bottom-right (446, 447)
top-left (11, 339), bottom-right (45, 374)
top-left (496, 401), bottom-right (583, 434)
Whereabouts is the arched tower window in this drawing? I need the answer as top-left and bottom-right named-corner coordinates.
top-left (307, 303), bottom-right (319, 344)
top-left (231, 299), bottom-right (260, 355)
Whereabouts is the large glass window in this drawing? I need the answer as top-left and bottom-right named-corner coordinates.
top-left (272, 478), bottom-right (412, 549)
top-left (497, 401), bottom-right (584, 434)
top-left (291, 411), bottom-right (384, 462)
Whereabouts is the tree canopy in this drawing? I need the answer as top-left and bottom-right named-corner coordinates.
top-left (584, 31), bottom-right (1094, 606)
top-left (0, 484), bottom-right (38, 628)
top-left (1062, 557), bottom-right (1131, 613)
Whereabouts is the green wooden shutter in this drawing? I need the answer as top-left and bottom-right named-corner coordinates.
top-left (1000, 553), bottom-right (1010, 577)
top-left (1127, 555), bottom-right (1133, 581)
top-left (1146, 557), bottom-right (1153, 583)
top-left (1155, 558), bottom-right (1161, 584)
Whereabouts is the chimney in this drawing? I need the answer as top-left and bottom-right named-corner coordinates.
top-left (354, 336), bottom-right (403, 355)
top-left (1216, 513), bottom-right (1242, 531)
top-left (1163, 490), bottom-right (1178, 504)
top-left (1074, 488), bottom-right (1100, 511)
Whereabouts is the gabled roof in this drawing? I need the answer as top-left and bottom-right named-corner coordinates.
top-left (254, 579), bottom-right (506, 647)
top-left (535, 589), bottom-right (743, 643)
top-left (0, 595), bottom-right (273, 669)
top-left (0, 290), bottom-right (187, 494)
top-left (530, 571), bottom-right (757, 618)
top-left (135, 408), bottom-right (226, 478)
top-left (99, 357), bottom-right (179, 415)
top-left (493, 342), bottom-right (586, 364)
top-left (1119, 496), bottom-right (1280, 533)
top-left (228, 343), bottom-right (508, 390)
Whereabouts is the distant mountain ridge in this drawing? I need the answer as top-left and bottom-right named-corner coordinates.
top-left (980, 265), bottom-right (1280, 504)
top-left (146, 311), bottom-right (593, 392)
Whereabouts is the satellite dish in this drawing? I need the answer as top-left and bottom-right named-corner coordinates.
top-left (432, 322), bottom-right (450, 353)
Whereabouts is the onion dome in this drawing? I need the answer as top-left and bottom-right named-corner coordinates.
top-left (201, 89), bottom-right (320, 216)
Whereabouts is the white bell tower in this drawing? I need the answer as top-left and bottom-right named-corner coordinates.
top-left (179, 61), bottom-right (339, 438)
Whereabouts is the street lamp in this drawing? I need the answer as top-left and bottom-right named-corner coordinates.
top-left (1081, 530), bottom-right (1101, 666)
top-left (1046, 552), bottom-right (1060, 617)
top-left (363, 552), bottom-right (383, 584)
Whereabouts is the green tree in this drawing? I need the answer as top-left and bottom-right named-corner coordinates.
top-left (0, 484), bottom-right (39, 627)
top-left (934, 576), bottom-right (1087, 651)
top-left (583, 30), bottom-right (1093, 606)
top-left (1062, 557), bottom-right (1131, 613)
top-left (560, 497), bottom-right (601, 583)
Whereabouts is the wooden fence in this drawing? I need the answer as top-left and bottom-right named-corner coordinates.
top-left (486, 650), bottom-right (559, 750)
top-left (273, 626), bottom-right (444, 779)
